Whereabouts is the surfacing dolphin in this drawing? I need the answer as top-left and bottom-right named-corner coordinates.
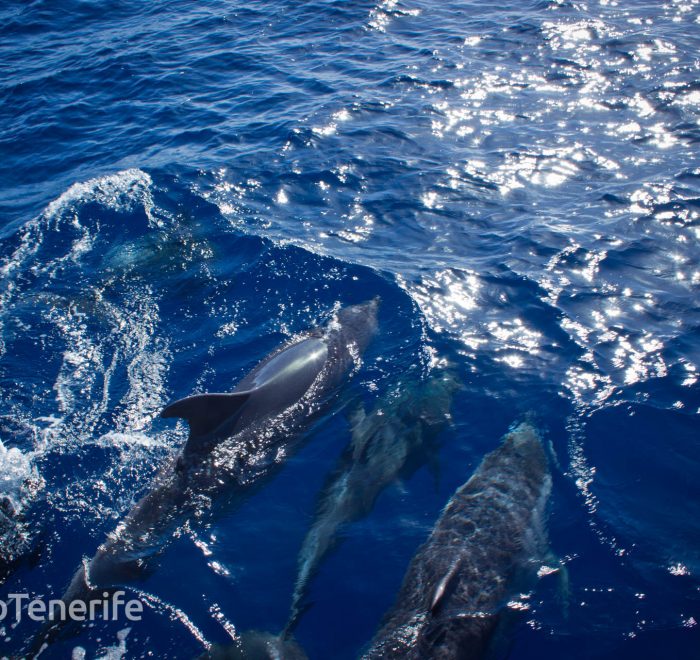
top-left (30, 298), bottom-right (379, 655)
top-left (284, 371), bottom-right (460, 635)
top-left (363, 421), bottom-right (553, 660)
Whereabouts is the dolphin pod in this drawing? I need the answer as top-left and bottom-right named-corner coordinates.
top-left (29, 297), bottom-right (556, 659)
top-left (362, 422), bottom-right (552, 660)
top-left (30, 298), bottom-right (380, 655)
top-left (204, 421), bottom-right (553, 660)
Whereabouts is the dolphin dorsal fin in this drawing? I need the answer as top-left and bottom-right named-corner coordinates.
top-left (160, 391), bottom-right (252, 444)
top-left (430, 559), bottom-right (462, 614)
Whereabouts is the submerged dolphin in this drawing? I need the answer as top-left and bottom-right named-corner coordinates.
top-left (363, 422), bottom-right (552, 660)
top-left (285, 371), bottom-right (460, 635)
top-left (0, 496), bottom-right (31, 582)
top-left (31, 298), bottom-right (379, 654)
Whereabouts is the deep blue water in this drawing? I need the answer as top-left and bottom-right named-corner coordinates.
top-left (1, 0), bottom-right (699, 658)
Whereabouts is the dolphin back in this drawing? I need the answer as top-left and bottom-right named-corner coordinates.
top-left (284, 371), bottom-right (460, 636)
top-left (364, 422), bottom-right (551, 660)
top-left (161, 337), bottom-right (329, 455)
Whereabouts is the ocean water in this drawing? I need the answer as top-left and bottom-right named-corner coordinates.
top-left (0, 0), bottom-right (699, 658)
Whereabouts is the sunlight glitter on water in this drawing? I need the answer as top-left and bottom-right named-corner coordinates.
top-left (367, 0), bottom-right (420, 33)
top-left (337, 202), bottom-right (375, 244)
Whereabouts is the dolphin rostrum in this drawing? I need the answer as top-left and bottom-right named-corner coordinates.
top-left (363, 421), bottom-right (553, 660)
top-left (31, 298), bottom-right (379, 654)
top-left (285, 371), bottom-right (460, 635)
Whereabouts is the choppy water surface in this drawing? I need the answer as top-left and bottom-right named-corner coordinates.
top-left (1, 0), bottom-right (699, 657)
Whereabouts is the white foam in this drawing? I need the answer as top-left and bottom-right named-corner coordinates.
top-left (48, 282), bottom-right (171, 450)
top-left (1, 169), bottom-right (154, 280)
top-left (52, 305), bottom-right (106, 420)
top-left (111, 287), bottom-right (171, 433)
top-left (0, 439), bottom-right (42, 562)
top-left (0, 172), bottom-right (174, 527)
top-left (0, 439), bottom-right (39, 515)
top-left (95, 431), bottom-right (170, 451)
top-left (0, 169), bottom-right (157, 360)
top-left (93, 627), bottom-right (130, 660)
top-left (44, 169), bottom-right (155, 226)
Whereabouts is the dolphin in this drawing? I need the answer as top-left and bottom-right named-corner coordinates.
top-left (30, 298), bottom-right (379, 655)
top-left (0, 438), bottom-right (43, 585)
top-left (284, 371), bottom-right (460, 635)
top-left (363, 421), bottom-right (553, 660)
top-left (0, 495), bottom-right (30, 582)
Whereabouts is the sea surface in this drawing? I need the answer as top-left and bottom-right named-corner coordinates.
top-left (1, 0), bottom-right (699, 658)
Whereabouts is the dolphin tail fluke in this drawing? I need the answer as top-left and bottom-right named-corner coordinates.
top-left (25, 564), bottom-right (94, 658)
top-left (557, 562), bottom-right (571, 620)
top-left (160, 392), bottom-right (252, 445)
top-left (545, 550), bottom-right (571, 620)
top-left (281, 599), bottom-right (314, 640)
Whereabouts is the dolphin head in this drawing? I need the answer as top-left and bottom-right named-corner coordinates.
top-left (506, 421), bottom-right (542, 451)
top-left (333, 296), bottom-right (380, 354)
top-left (501, 421), bottom-right (549, 488)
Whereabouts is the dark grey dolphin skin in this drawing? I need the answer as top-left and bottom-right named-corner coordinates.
top-left (363, 422), bottom-right (552, 660)
top-left (284, 372), bottom-right (460, 635)
top-left (0, 496), bottom-right (31, 582)
top-left (30, 298), bottom-right (379, 656)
